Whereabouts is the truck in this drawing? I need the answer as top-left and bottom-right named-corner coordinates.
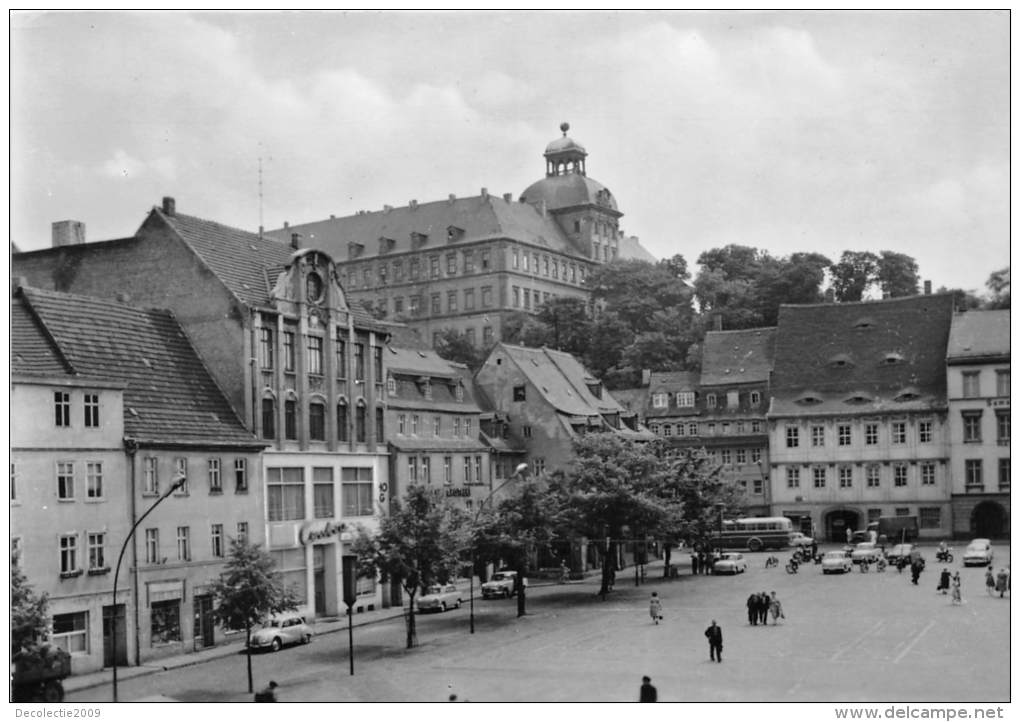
top-left (870, 516), bottom-right (919, 544)
top-left (10, 644), bottom-right (71, 702)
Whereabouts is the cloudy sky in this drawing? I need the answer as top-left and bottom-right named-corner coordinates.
top-left (11, 10), bottom-right (1009, 296)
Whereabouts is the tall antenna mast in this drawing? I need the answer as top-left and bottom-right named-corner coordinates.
top-left (258, 156), bottom-right (264, 238)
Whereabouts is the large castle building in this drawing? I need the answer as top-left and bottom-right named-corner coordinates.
top-left (265, 123), bottom-right (654, 348)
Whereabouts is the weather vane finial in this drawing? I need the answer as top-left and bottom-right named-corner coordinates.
top-left (560, 121), bottom-right (570, 135)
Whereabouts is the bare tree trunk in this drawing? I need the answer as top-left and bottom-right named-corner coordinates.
top-left (245, 623), bottom-right (253, 693)
top-left (405, 595), bottom-right (418, 649)
top-left (663, 544), bottom-right (673, 578)
top-left (516, 559), bottom-right (526, 618)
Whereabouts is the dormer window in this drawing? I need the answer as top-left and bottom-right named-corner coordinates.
top-left (845, 392), bottom-right (873, 405)
top-left (796, 391), bottom-right (824, 405)
top-left (455, 384), bottom-right (464, 402)
top-left (447, 226), bottom-right (465, 243)
top-left (882, 352), bottom-right (905, 366)
top-left (853, 317), bottom-right (876, 330)
top-left (828, 353), bottom-right (853, 369)
top-left (378, 237), bottom-right (396, 254)
top-left (386, 376), bottom-right (396, 395)
top-left (411, 231), bottom-right (429, 248)
top-left (421, 378), bottom-right (433, 401)
top-left (894, 387), bottom-right (921, 402)
top-left (348, 241), bottom-right (365, 259)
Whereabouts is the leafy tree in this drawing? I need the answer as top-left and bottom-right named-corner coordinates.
top-left (433, 328), bottom-right (484, 370)
top-left (753, 252), bottom-right (831, 325)
top-left (986, 267), bottom-right (1010, 309)
top-left (532, 296), bottom-right (592, 356)
top-left (829, 251), bottom-right (879, 302)
top-left (937, 286), bottom-right (984, 311)
top-left (473, 477), bottom-right (564, 617)
top-left (12, 562), bottom-right (49, 657)
top-left (352, 485), bottom-right (466, 648)
top-left (588, 259), bottom-right (693, 333)
top-left (876, 251), bottom-right (920, 298)
top-left (667, 447), bottom-right (747, 544)
top-left (559, 434), bottom-right (683, 596)
top-left (208, 537), bottom-right (300, 692)
top-left (658, 253), bottom-right (691, 281)
top-left (694, 245), bottom-right (770, 329)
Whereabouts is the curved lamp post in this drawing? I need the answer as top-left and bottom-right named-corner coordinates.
top-left (469, 463), bottom-right (529, 634)
top-left (111, 473), bottom-right (187, 702)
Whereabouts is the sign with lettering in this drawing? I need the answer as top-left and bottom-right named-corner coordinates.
top-left (445, 487), bottom-right (472, 498)
top-left (299, 519), bottom-right (347, 546)
top-left (987, 398), bottom-right (1010, 408)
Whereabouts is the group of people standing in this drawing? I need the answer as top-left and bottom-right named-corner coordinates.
top-left (745, 590), bottom-right (785, 625)
top-left (985, 567), bottom-right (1010, 597)
top-left (936, 568), bottom-right (963, 605)
top-left (690, 545), bottom-right (720, 575)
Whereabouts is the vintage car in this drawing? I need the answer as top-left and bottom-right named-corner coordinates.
top-left (247, 612), bottom-right (313, 652)
top-left (850, 542), bottom-right (883, 564)
top-left (481, 570), bottom-right (518, 599)
top-left (713, 552), bottom-right (748, 575)
top-left (821, 550), bottom-right (853, 574)
top-left (963, 539), bottom-right (994, 567)
top-left (417, 583), bottom-right (463, 613)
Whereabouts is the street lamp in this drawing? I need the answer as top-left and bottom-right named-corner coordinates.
top-left (111, 473), bottom-right (186, 702)
top-left (469, 463), bottom-right (529, 634)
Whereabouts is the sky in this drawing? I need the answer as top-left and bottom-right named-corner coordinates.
top-left (10, 10), bottom-right (1011, 296)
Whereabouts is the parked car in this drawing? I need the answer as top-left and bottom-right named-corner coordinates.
top-left (789, 532), bottom-right (815, 548)
top-left (850, 542), bottom-right (883, 564)
top-left (481, 570), bottom-right (518, 599)
top-left (248, 612), bottom-right (313, 652)
top-left (962, 539), bottom-right (994, 567)
top-left (821, 550), bottom-right (853, 574)
top-left (885, 543), bottom-right (915, 565)
top-left (713, 552), bottom-right (748, 574)
top-left (417, 583), bottom-right (463, 613)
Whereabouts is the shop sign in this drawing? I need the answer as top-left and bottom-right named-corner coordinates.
top-left (299, 519), bottom-right (347, 546)
top-left (987, 398), bottom-right (1010, 408)
top-left (445, 487), bottom-right (472, 498)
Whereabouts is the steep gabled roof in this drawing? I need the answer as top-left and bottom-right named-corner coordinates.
top-left (18, 286), bottom-right (260, 446)
top-left (700, 327), bottom-right (776, 386)
top-left (11, 297), bottom-right (74, 377)
top-left (947, 309), bottom-right (1010, 362)
top-left (145, 207), bottom-right (384, 328)
top-left (648, 370), bottom-right (700, 392)
top-left (496, 344), bottom-right (626, 417)
top-left (770, 294), bottom-right (955, 416)
top-left (264, 193), bottom-right (586, 261)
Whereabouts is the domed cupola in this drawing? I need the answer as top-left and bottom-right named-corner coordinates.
top-left (544, 122), bottom-right (588, 177)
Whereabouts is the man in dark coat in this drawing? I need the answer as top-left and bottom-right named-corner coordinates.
top-left (705, 620), bottom-right (723, 662)
top-left (746, 592), bottom-right (759, 625)
top-left (691, 551), bottom-right (699, 575)
top-left (639, 675), bottom-right (657, 702)
top-left (757, 590), bottom-right (770, 624)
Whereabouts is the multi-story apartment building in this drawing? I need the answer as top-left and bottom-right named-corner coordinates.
top-left (473, 343), bottom-right (653, 477)
top-left (12, 285), bottom-right (264, 672)
top-left (946, 309), bottom-right (1010, 538)
top-left (768, 294), bottom-right (956, 542)
top-left (264, 124), bottom-right (653, 347)
top-left (13, 198), bottom-right (394, 616)
top-left (384, 344), bottom-right (491, 510)
top-left (640, 329), bottom-right (775, 517)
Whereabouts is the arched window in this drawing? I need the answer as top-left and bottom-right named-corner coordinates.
top-left (337, 400), bottom-right (349, 442)
top-left (261, 396), bottom-right (276, 440)
top-left (355, 401), bottom-right (367, 443)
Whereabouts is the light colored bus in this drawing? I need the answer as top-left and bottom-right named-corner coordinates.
top-left (712, 516), bottom-right (795, 552)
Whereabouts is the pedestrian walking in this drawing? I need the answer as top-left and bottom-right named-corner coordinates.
top-left (985, 567), bottom-right (996, 596)
top-left (757, 590), bottom-right (770, 625)
top-left (649, 592), bottom-right (663, 624)
top-left (559, 560), bottom-right (570, 583)
top-left (995, 568), bottom-right (1008, 597)
top-left (951, 572), bottom-right (962, 606)
top-left (691, 551), bottom-right (699, 576)
top-left (639, 675), bottom-right (657, 702)
top-left (746, 592), bottom-right (759, 625)
top-left (255, 680), bottom-right (278, 703)
top-left (769, 591), bottom-right (785, 624)
top-left (704, 620), bottom-right (723, 662)
top-left (910, 559), bottom-right (923, 585)
top-left (937, 568), bottom-right (951, 595)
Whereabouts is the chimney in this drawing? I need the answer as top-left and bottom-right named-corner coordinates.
top-left (283, 221), bottom-right (289, 229)
top-left (480, 187), bottom-right (488, 200)
top-left (383, 204), bottom-right (393, 213)
top-left (641, 369), bottom-right (651, 386)
top-left (51, 220), bottom-right (85, 248)
top-left (329, 214), bottom-right (336, 220)
top-left (448, 194), bottom-right (456, 204)
top-left (713, 313), bottom-right (723, 332)
top-left (290, 233), bottom-right (301, 250)
top-left (924, 280), bottom-right (932, 295)
top-left (162, 197), bottom-right (176, 216)
top-left (409, 200), bottom-right (418, 210)
top-left (503, 192), bottom-right (512, 202)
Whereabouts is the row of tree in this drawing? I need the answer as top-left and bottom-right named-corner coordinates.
top-left (436, 247), bottom-right (1008, 389)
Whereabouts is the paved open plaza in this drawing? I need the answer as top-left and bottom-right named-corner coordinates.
top-left (65, 545), bottom-right (1010, 704)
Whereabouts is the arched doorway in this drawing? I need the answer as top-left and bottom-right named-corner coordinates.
top-left (825, 509), bottom-right (861, 543)
top-left (971, 501), bottom-right (1006, 538)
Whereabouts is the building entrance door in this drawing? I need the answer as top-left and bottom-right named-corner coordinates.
top-left (826, 509), bottom-right (861, 543)
top-left (193, 595), bottom-right (215, 649)
top-left (102, 604), bottom-right (127, 668)
top-left (972, 501), bottom-right (1006, 538)
top-left (313, 544), bottom-right (327, 616)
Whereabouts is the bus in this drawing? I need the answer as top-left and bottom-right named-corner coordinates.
top-left (712, 517), bottom-right (795, 552)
